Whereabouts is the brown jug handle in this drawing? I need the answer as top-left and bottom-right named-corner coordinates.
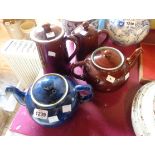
top-left (71, 61), bottom-right (86, 80)
top-left (97, 29), bottom-right (109, 45)
top-left (64, 35), bottom-right (79, 62)
top-left (126, 47), bottom-right (143, 69)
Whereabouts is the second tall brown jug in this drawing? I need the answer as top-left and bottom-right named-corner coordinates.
top-left (69, 21), bottom-right (108, 61)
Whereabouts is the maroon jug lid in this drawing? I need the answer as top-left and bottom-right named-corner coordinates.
top-left (91, 47), bottom-right (124, 70)
top-left (30, 23), bottom-right (64, 43)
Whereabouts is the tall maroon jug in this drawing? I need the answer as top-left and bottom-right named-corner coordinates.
top-left (30, 23), bottom-right (78, 74)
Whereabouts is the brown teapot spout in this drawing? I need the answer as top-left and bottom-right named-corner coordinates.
top-left (126, 47), bottom-right (143, 69)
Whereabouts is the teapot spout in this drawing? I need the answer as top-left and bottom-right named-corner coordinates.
top-left (5, 86), bottom-right (26, 106)
top-left (126, 47), bottom-right (143, 69)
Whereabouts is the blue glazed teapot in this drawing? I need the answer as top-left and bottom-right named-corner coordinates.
top-left (5, 73), bottom-right (93, 127)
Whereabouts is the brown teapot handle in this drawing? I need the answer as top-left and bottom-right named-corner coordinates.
top-left (71, 61), bottom-right (86, 80)
top-left (126, 47), bottom-right (143, 69)
top-left (64, 35), bottom-right (79, 62)
top-left (97, 29), bottom-right (109, 45)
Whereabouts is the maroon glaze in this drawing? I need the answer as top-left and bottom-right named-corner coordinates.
top-left (71, 22), bottom-right (108, 61)
top-left (30, 23), bottom-right (79, 75)
top-left (71, 46), bottom-right (143, 92)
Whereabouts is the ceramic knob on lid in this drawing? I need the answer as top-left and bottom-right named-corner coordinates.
top-left (92, 47), bottom-right (124, 70)
top-left (105, 19), bottom-right (150, 46)
top-left (31, 74), bottom-right (68, 108)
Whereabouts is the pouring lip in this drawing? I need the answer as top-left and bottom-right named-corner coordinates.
top-left (91, 46), bottom-right (125, 71)
top-left (30, 23), bottom-right (65, 43)
top-left (30, 73), bottom-right (69, 108)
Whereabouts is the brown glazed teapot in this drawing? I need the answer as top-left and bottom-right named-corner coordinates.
top-left (68, 21), bottom-right (108, 61)
top-left (71, 46), bottom-right (143, 92)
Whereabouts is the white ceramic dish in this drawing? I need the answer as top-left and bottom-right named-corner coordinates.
top-left (131, 82), bottom-right (155, 136)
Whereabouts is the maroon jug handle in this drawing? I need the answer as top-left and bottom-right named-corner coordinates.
top-left (64, 35), bottom-right (79, 62)
top-left (97, 29), bottom-right (109, 45)
top-left (126, 47), bottom-right (143, 69)
top-left (71, 61), bottom-right (86, 80)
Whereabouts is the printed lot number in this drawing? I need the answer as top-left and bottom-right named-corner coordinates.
top-left (33, 109), bottom-right (48, 120)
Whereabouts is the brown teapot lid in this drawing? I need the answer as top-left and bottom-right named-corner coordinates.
top-left (30, 23), bottom-right (64, 42)
top-left (91, 47), bottom-right (124, 70)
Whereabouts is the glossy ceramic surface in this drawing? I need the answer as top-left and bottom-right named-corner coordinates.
top-left (31, 74), bottom-right (68, 108)
top-left (71, 46), bottom-right (143, 92)
top-left (105, 19), bottom-right (150, 46)
top-left (30, 23), bottom-right (79, 74)
top-left (131, 82), bottom-right (155, 136)
top-left (5, 73), bottom-right (93, 127)
top-left (70, 21), bottom-right (108, 61)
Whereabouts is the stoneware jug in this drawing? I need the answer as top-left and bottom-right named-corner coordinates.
top-left (30, 23), bottom-right (79, 74)
top-left (69, 21), bottom-right (108, 61)
top-left (71, 46), bottom-right (143, 92)
top-left (5, 73), bottom-right (93, 127)
top-left (104, 19), bottom-right (150, 46)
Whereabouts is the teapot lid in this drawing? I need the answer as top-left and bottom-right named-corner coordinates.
top-left (31, 73), bottom-right (68, 108)
top-left (91, 46), bottom-right (124, 70)
top-left (30, 23), bottom-right (64, 43)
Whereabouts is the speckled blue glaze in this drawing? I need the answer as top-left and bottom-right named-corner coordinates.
top-left (32, 75), bottom-right (67, 106)
top-left (5, 74), bottom-right (93, 127)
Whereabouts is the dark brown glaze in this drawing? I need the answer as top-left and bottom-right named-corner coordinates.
top-left (71, 46), bottom-right (143, 92)
top-left (71, 22), bottom-right (108, 61)
top-left (30, 23), bottom-right (79, 75)
top-left (93, 49), bottom-right (122, 68)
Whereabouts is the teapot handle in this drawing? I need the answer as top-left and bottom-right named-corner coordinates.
top-left (71, 61), bottom-right (86, 80)
top-left (75, 85), bottom-right (93, 102)
top-left (126, 47), bottom-right (143, 69)
top-left (64, 35), bottom-right (79, 62)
